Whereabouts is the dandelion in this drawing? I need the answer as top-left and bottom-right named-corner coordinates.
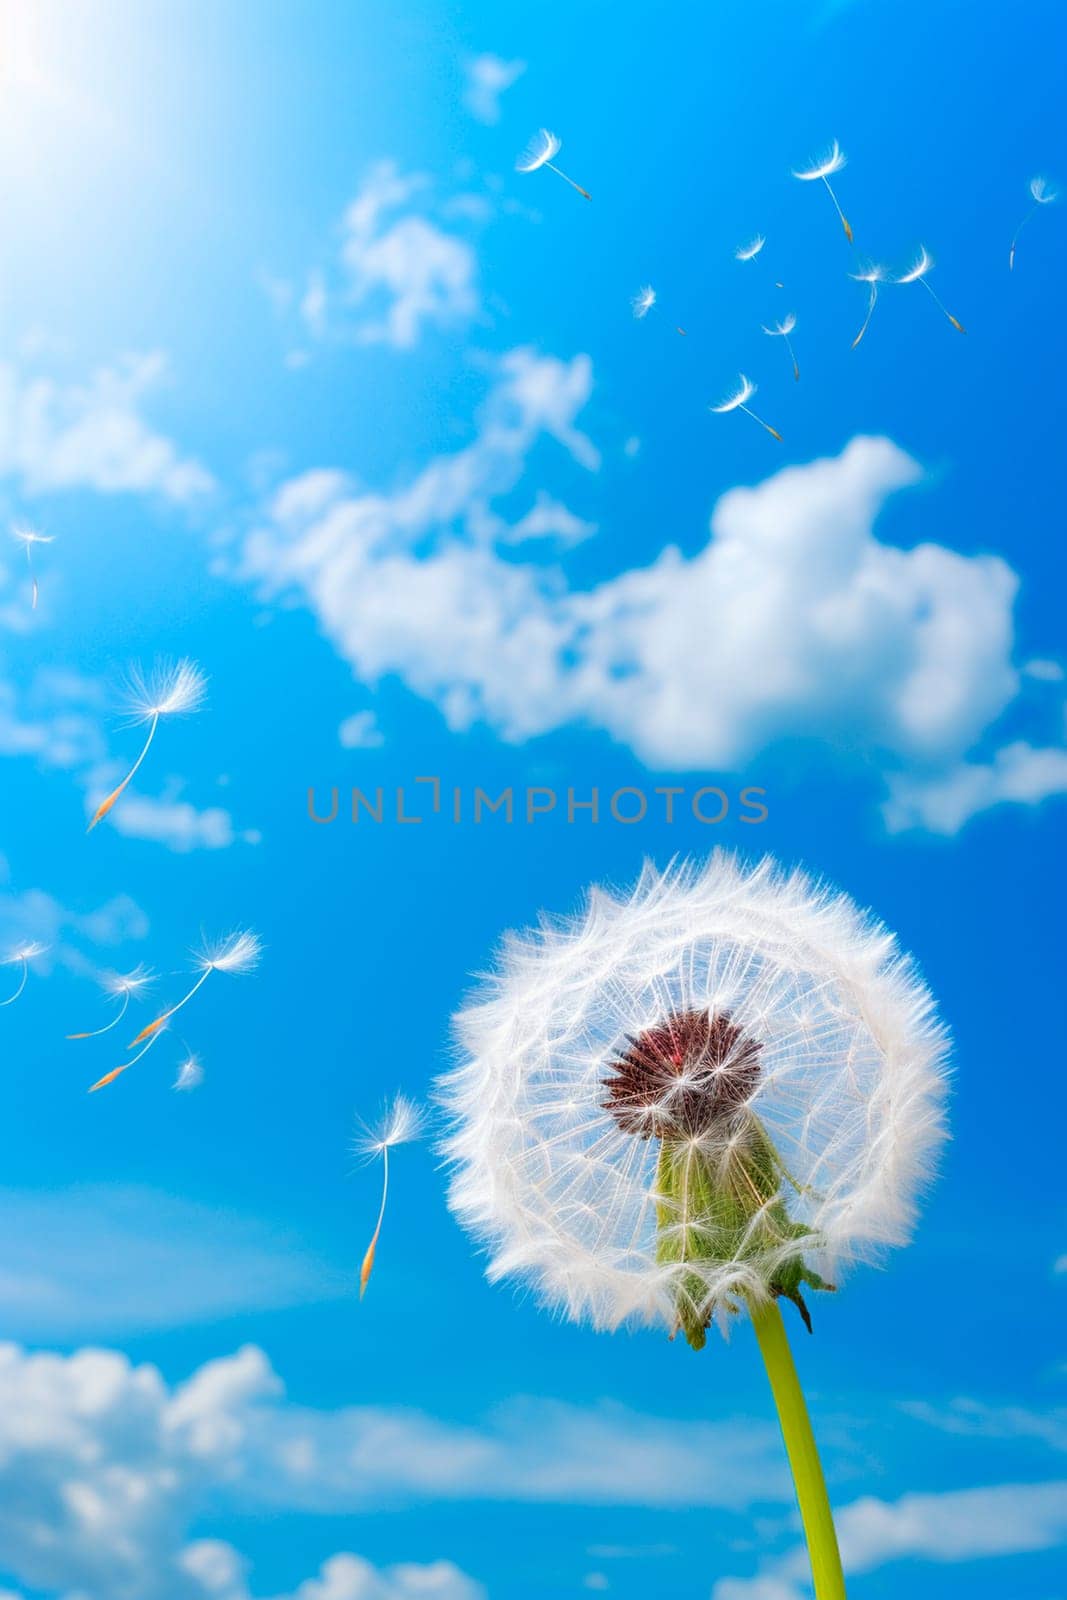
top-left (710, 375), bottom-right (782, 441)
top-left (88, 660), bottom-right (207, 832)
top-left (515, 128), bottom-right (591, 201)
top-left (762, 312), bottom-right (800, 381)
top-left (849, 262), bottom-right (887, 349)
top-left (792, 140), bottom-right (853, 243)
top-left (355, 1094), bottom-right (426, 1298)
top-left (10, 525), bottom-right (54, 611)
top-left (88, 1024), bottom-right (166, 1093)
top-left (1, 941), bottom-right (48, 1007)
top-left (174, 1054), bottom-right (204, 1092)
top-left (67, 964), bottom-right (154, 1039)
top-left (440, 852), bottom-right (949, 1600)
top-left (735, 234), bottom-right (766, 262)
top-left (127, 930), bottom-right (262, 1047)
top-left (631, 284), bottom-right (687, 336)
top-left (1009, 175), bottom-right (1058, 271)
top-left (895, 246), bottom-right (966, 333)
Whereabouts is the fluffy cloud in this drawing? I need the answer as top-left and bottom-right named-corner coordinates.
top-left (0, 1339), bottom-right (785, 1600)
top-left (0, 883), bottom-right (148, 979)
top-left (238, 351), bottom-right (1065, 830)
top-left (462, 54), bottom-right (526, 124)
top-left (0, 353), bottom-right (214, 502)
top-left (714, 1481), bottom-right (1067, 1600)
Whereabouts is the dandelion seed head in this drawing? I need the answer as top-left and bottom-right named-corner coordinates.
top-left (850, 262), bottom-right (886, 285)
top-left (103, 964), bottom-right (155, 997)
top-left (710, 375), bottom-right (756, 414)
top-left (516, 128), bottom-right (562, 173)
top-left (896, 246), bottom-right (934, 284)
top-left (792, 140), bottom-right (847, 181)
top-left (174, 1055), bottom-right (204, 1092)
top-left (4, 940), bottom-right (47, 965)
top-left (197, 929), bottom-right (263, 975)
top-left (632, 285), bottom-right (657, 318)
top-left (762, 314), bottom-right (797, 337)
top-left (355, 1093), bottom-right (427, 1160)
top-left (10, 524), bottom-right (54, 548)
top-left (1029, 175), bottom-right (1058, 204)
top-left (735, 235), bottom-right (766, 262)
top-left (439, 852), bottom-right (950, 1337)
top-left (123, 659), bottom-right (208, 722)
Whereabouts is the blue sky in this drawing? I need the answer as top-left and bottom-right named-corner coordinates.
top-left (0, 0), bottom-right (1065, 1597)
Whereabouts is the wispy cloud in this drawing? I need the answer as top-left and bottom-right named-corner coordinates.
top-left (462, 54), bottom-right (526, 124)
top-left (0, 352), bottom-right (214, 503)
top-left (714, 1480), bottom-right (1067, 1600)
top-left (0, 1188), bottom-right (346, 1338)
top-left (902, 1395), bottom-right (1067, 1453)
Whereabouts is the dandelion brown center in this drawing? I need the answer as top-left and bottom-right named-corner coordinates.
top-left (601, 1008), bottom-right (762, 1141)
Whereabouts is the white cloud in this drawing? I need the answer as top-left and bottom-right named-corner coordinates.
top-left (884, 740), bottom-right (1067, 834)
top-left (101, 792), bottom-right (255, 852)
top-left (462, 54), bottom-right (526, 124)
top-left (339, 164), bottom-right (478, 349)
top-left (0, 353), bottom-right (214, 502)
top-left (237, 359), bottom-right (1065, 830)
top-left (0, 1188), bottom-right (345, 1339)
top-left (901, 1396), bottom-right (1067, 1453)
top-left (0, 1338), bottom-right (786, 1599)
top-left (0, 883), bottom-right (148, 976)
top-left (338, 711), bottom-right (384, 749)
top-left (715, 1481), bottom-right (1067, 1600)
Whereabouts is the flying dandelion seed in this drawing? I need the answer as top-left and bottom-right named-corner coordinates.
top-left (355, 1094), bottom-right (426, 1298)
top-left (67, 964), bottom-right (155, 1039)
top-left (174, 1054), bottom-right (204, 1092)
top-left (1009, 175), bottom-right (1059, 271)
top-left (792, 140), bottom-right (853, 243)
top-left (735, 234), bottom-right (766, 262)
top-left (849, 262), bottom-right (887, 349)
top-left (88, 659), bottom-right (207, 833)
top-left (88, 1024), bottom-right (167, 1094)
top-left (895, 246), bottom-right (966, 333)
top-left (515, 128), bottom-right (591, 201)
top-left (440, 852), bottom-right (950, 1600)
top-left (631, 284), bottom-right (687, 336)
top-left (10, 525), bottom-right (54, 611)
top-left (762, 312), bottom-right (800, 381)
top-left (0, 942), bottom-right (48, 1008)
top-left (128, 930), bottom-right (262, 1047)
top-left (710, 375), bottom-right (782, 441)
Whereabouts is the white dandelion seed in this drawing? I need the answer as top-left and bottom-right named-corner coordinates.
top-left (709, 374), bottom-right (782, 441)
top-left (355, 1094), bottom-right (427, 1298)
top-left (1009, 174), bottom-right (1059, 271)
top-left (735, 234), bottom-right (766, 262)
top-left (792, 140), bottom-right (853, 243)
top-left (10, 525), bottom-right (54, 611)
top-left (849, 262), bottom-right (887, 349)
top-left (762, 312), bottom-right (800, 381)
top-left (630, 283), bottom-right (687, 336)
top-left (127, 930), bottom-right (262, 1049)
top-left (174, 1054), bottom-right (204, 1092)
top-left (88, 660), bottom-right (208, 833)
top-left (439, 852), bottom-right (949, 1600)
top-left (88, 1023), bottom-right (167, 1094)
top-left (515, 128), bottom-right (591, 201)
top-left (632, 285), bottom-right (656, 318)
top-left (67, 964), bottom-right (155, 1040)
top-left (895, 245), bottom-right (966, 333)
top-left (1, 941), bottom-right (48, 1008)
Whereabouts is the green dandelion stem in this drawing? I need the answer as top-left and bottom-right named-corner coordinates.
top-left (752, 1299), bottom-right (846, 1600)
